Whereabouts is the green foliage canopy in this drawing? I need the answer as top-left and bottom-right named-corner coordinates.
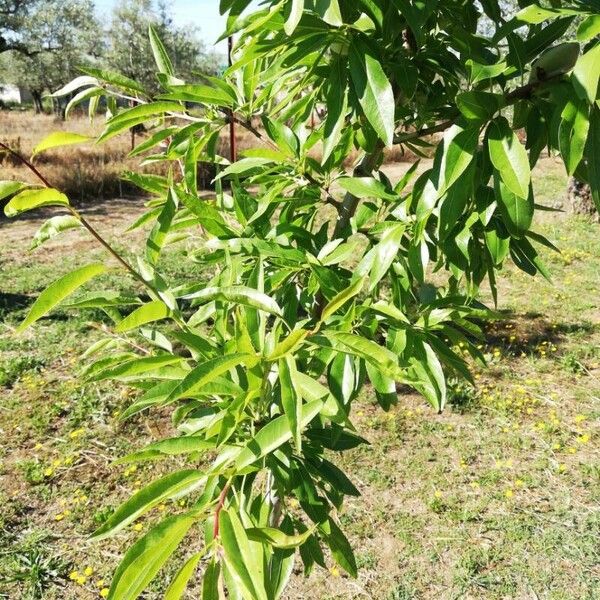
top-left (4, 0), bottom-right (600, 598)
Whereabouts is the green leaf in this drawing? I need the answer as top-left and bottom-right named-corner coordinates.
top-left (108, 102), bottom-right (183, 127)
top-left (215, 157), bottom-right (275, 179)
top-left (494, 176), bottom-right (534, 237)
top-left (586, 106), bottom-right (600, 212)
top-left (202, 559), bottom-right (220, 600)
top-left (166, 354), bottom-right (257, 403)
top-left (149, 25), bottom-right (174, 76)
top-left (559, 96), bottom-right (589, 175)
top-left (115, 435), bottom-right (216, 463)
top-left (515, 5), bottom-right (575, 25)
top-left (234, 400), bottom-right (323, 470)
top-left (456, 91), bottom-right (505, 122)
top-left (159, 84), bottom-right (234, 106)
top-left (146, 188), bottom-right (178, 265)
top-left (86, 354), bottom-right (184, 382)
top-left (487, 117), bottom-right (531, 199)
top-left (51, 75), bottom-right (98, 97)
top-left (0, 180), bottom-right (28, 201)
top-left (219, 510), bottom-right (269, 600)
top-left (279, 356), bottom-right (301, 452)
top-left (349, 39), bottom-right (395, 146)
top-left (321, 518), bottom-right (357, 577)
top-left (284, 0), bottom-right (304, 35)
top-left (318, 331), bottom-right (408, 382)
top-left (31, 132), bottom-right (90, 157)
top-left (182, 286), bottom-right (283, 317)
top-left (322, 58), bottom-right (348, 165)
top-left (164, 552), bottom-right (204, 600)
top-left (577, 15), bottom-right (600, 42)
top-left (92, 470), bottom-right (204, 540)
top-left (31, 215), bottom-right (82, 250)
top-left (80, 66), bottom-right (147, 94)
top-left (116, 300), bottom-right (171, 332)
top-left (18, 263), bottom-right (106, 332)
top-left (338, 177), bottom-right (397, 200)
top-left (360, 224), bottom-right (404, 292)
top-left (573, 43), bottom-right (600, 104)
top-left (107, 514), bottom-right (196, 600)
top-left (245, 526), bottom-right (313, 549)
top-left (320, 276), bottom-right (365, 321)
top-left (4, 188), bottom-right (70, 217)
top-left (266, 329), bottom-right (309, 361)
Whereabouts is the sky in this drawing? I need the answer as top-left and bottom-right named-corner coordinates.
top-left (94, 0), bottom-right (229, 51)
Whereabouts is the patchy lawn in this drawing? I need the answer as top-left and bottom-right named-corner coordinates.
top-left (0, 158), bottom-right (598, 600)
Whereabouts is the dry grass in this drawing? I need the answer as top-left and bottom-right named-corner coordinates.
top-left (0, 110), bottom-right (416, 208)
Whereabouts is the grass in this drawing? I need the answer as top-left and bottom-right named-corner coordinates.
top-left (0, 157), bottom-right (599, 599)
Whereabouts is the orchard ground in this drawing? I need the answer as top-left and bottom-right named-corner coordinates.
top-left (0, 150), bottom-right (599, 599)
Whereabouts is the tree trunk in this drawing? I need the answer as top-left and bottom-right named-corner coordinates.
top-left (31, 90), bottom-right (43, 114)
top-left (567, 178), bottom-right (599, 222)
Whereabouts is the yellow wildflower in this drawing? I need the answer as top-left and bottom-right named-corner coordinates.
top-left (504, 489), bottom-right (514, 499)
top-left (100, 589), bottom-right (109, 598)
top-left (84, 567), bottom-right (94, 577)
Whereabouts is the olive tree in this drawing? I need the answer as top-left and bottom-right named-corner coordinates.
top-left (2, 1), bottom-right (600, 598)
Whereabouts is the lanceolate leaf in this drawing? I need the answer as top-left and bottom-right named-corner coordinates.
top-left (4, 188), bottom-right (69, 217)
top-left (92, 470), bottom-right (204, 540)
top-left (18, 263), bottom-right (106, 331)
top-left (182, 286), bottom-right (283, 316)
top-left (116, 300), bottom-right (171, 332)
top-left (164, 552), bottom-right (204, 600)
top-left (337, 177), bottom-right (397, 200)
top-left (166, 354), bottom-right (258, 402)
top-left (245, 526), bottom-right (313, 549)
top-left (487, 117), bottom-right (531, 199)
top-left (234, 400), bottom-right (323, 470)
top-left (572, 43), bottom-right (600, 104)
top-left (0, 180), bottom-right (28, 201)
top-left (494, 176), bottom-right (534, 237)
top-left (219, 510), bottom-right (269, 600)
top-left (320, 276), bottom-right (365, 321)
top-left (31, 215), bottom-right (82, 249)
top-left (279, 355), bottom-right (302, 451)
top-left (349, 38), bottom-right (395, 146)
top-left (284, 0), bottom-right (304, 35)
top-left (146, 188), bottom-right (179, 265)
top-left (31, 132), bottom-right (91, 157)
top-left (317, 331), bottom-right (408, 382)
top-left (107, 514), bottom-right (196, 600)
top-left (322, 58), bottom-right (348, 164)
top-left (559, 97), bottom-right (590, 175)
top-left (149, 25), bottom-right (175, 76)
top-left (586, 106), bottom-right (600, 212)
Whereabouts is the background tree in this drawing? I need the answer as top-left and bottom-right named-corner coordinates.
top-left (106, 0), bottom-right (221, 94)
top-left (0, 0), bottom-right (102, 113)
top-left (0, 0), bottom-right (40, 55)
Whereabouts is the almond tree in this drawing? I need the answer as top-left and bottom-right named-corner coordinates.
top-left (2, 1), bottom-right (600, 598)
